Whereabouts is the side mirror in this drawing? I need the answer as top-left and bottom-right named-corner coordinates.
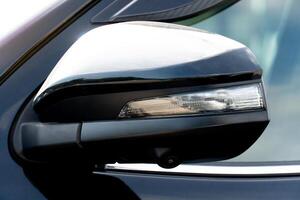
top-left (12, 21), bottom-right (269, 168)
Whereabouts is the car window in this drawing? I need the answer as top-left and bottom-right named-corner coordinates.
top-left (177, 0), bottom-right (300, 162)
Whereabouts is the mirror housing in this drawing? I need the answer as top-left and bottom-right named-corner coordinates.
top-left (12, 22), bottom-right (269, 168)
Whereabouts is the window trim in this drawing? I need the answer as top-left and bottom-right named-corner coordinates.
top-left (103, 163), bottom-right (300, 177)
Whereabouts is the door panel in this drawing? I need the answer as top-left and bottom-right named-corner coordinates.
top-left (0, 0), bottom-right (110, 199)
top-left (99, 171), bottom-right (300, 200)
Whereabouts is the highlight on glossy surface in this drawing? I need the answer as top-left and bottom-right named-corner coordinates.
top-left (119, 84), bottom-right (264, 119)
top-left (104, 163), bottom-right (300, 177)
top-left (34, 21), bottom-right (249, 102)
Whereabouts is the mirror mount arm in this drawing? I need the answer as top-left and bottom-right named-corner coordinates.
top-left (17, 111), bottom-right (268, 168)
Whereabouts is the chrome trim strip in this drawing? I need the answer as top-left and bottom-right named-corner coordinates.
top-left (112, 0), bottom-right (139, 17)
top-left (104, 163), bottom-right (300, 177)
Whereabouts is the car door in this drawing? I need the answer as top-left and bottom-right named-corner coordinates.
top-left (1, 0), bottom-right (300, 199)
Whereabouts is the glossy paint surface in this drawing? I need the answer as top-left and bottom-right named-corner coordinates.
top-left (0, 0), bottom-right (104, 199)
top-left (2, 0), bottom-right (300, 199)
top-left (0, 0), bottom-right (89, 84)
top-left (34, 21), bottom-right (260, 106)
top-left (100, 171), bottom-right (300, 200)
top-left (38, 22), bottom-right (244, 89)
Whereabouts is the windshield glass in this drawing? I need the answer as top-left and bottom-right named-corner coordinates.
top-left (177, 0), bottom-right (300, 162)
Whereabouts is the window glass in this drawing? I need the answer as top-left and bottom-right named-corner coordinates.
top-left (177, 0), bottom-right (300, 162)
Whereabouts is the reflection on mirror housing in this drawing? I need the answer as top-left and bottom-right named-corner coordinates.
top-left (12, 21), bottom-right (269, 169)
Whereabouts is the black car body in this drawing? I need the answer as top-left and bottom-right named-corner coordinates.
top-left (1, 0), bottom-right (300, 199)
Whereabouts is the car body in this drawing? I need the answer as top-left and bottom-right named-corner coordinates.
top-left (1, 0), bottom-right (300, 199)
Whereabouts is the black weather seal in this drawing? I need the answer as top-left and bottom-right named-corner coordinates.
top-left (91, 0), bottom-right (239, 23)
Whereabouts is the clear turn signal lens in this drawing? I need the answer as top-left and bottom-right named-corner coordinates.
top-left (118, 84), bottom-right (264, 119)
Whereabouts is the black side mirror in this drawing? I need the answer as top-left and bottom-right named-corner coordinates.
top-left (12, 21), bottom-right (269, 168)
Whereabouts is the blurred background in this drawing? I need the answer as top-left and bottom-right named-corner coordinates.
top-left (179, 0), bottom-right (300, 162)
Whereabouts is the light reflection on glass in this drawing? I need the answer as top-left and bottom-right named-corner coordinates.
top-left (178, 0), bottom-right (300, 162)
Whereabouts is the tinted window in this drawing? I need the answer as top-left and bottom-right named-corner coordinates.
top-left (178, 0), bottom-right (300, 162)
